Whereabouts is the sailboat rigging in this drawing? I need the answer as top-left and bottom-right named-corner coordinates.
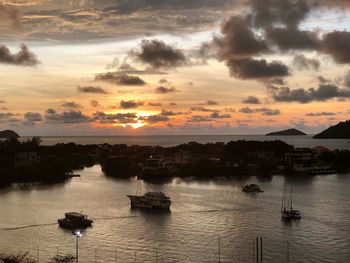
top-left (281, 185), bottom-right (301, 220)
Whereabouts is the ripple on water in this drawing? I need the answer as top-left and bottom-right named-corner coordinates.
top-left (0, 166), bottom-right (349, 263)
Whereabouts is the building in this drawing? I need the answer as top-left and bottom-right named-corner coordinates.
top-left (285, 148), bottom-right (314, 168)
top-left (173, 151), bottom-right (192, 165)
top-left (247, 150), bottom-right (275, 163)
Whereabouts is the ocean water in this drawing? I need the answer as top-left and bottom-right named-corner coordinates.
top-left (20, 135), bottom-right (350, 150)
top-left (0, 165), bottom-right (349, 263)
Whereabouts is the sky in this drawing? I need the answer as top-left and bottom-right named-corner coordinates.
top-left (0, 0), bottom-right (350, 136)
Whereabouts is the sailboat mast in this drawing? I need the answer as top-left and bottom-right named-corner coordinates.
top-left (135, 181), bottom-right (141, 195)
top-left (290, 186), bottom-right (293, 210)
top-left (281, 183), bottom-right (286, 211)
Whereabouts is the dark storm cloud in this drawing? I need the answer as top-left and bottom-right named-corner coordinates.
top-left (226, 58), bottom-right (289, 79)
top-left (190, 106), bottom-right (219, 113)
top-left (160, 109), bottom-right (183, 116)
top-left (318, 76), bottom-right (330, 84)
top-left (188, 111), bottom-right (231, 122)
top-left (213, 16), bottom-right (269, 59)
top-left (293, 54), bottom-right (320, 71)
top-left (322, 31), bottom-right (350, 64)
top-left (24, 112), bottom-right (43, 122)
top-left (271, 84), bottom-right (350, 103)
top-left (46, 108), bottom-right (56, 115)
top-left (266, 27), bottom-right (319, 50)
top-left (246, 0), bottom-right (311, 29)
top-left (45, 110), bottom-right (91, 123)
top-left (305, 112), bottom-right (335, 116)
top-left (209, 112), bottom-right (231, 118)
top-left (95, 72), bottom-right (146, 86)
top-left (0, 44), bottom-right (39, 66)
top-left (155, 86), bottom-right (177, 94)
top-left (0, 4), bottom-right (23, 30)
top-left (120, 100), bottom-right (144, 109)
top-left (77, 85), bottom-right (108, 94)
top-left (205, 0), bottom-right (350, 83)
top-left (61, 101), bottom-right (81, 108)
top-left (130, 39), bottom-right (187, 69)
top-left (242, 96), bottom-right (261, 104)
top-left (93, 112), bottom-right (137, 124)
top-left (144, 115), bottom-right (170, 123)
top-left (239, 107), bottom-right (281, 115)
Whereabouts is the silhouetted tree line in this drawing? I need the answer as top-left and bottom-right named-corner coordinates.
top-left (0, 138), bottom-right (98, 187)
top-left (2, 138), bottom-right (347, 185)
top-left (102, 140), bottom-right (294, 178)
top-left (318, 150), bottom-right (350, 171)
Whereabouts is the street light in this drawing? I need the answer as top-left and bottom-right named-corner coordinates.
top-left (72, 230), bottom-right (83, 263)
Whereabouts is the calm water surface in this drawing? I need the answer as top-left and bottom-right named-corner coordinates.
top-left (0, 165), bottom-right (349, 262)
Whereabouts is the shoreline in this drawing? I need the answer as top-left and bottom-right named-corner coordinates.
top-left (1, 138), bottom-right (349, 187)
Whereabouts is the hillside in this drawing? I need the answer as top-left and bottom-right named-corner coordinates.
top-left (0, 130), bottom-right (20, 138)
top-left (266, 128), bottom-right (306, 136)
top-left (313, 120), bottom-right (350, 139)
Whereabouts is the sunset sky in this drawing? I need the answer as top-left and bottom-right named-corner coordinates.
top-left (1, 0), bottom-right (350, 136)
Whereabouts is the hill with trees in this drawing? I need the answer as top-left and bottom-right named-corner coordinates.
top-left (314, 120), bottom-right (350, 139)
top-left (0, 130), bottom-right (19, 138)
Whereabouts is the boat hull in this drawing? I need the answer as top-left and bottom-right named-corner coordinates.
top-left (127, 195), bottom-right (171, 210)
top-left (57, 218), bottom-right (93, 229)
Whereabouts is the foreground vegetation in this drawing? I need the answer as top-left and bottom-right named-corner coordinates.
top-left (0, 253), bottom-right (74, 263)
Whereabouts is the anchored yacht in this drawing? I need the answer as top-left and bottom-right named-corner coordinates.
top-left (127, 182), bottom-right (171, 210)
top-left (128, 191), bottom-right (171, 210)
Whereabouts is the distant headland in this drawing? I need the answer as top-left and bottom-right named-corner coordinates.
top-left (0, 130), bottom-right (19, 138)
top-left (314, 120), bottom-right (350, 139)
top-left (266, 128), bottom-right (306, 136)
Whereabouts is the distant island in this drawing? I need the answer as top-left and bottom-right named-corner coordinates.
top-left (314, 120), bottom-right (350, 139)
top-left (0, 130), bottom-right (19, 138)
top-left (266, 128), bottom-right (306, 136)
